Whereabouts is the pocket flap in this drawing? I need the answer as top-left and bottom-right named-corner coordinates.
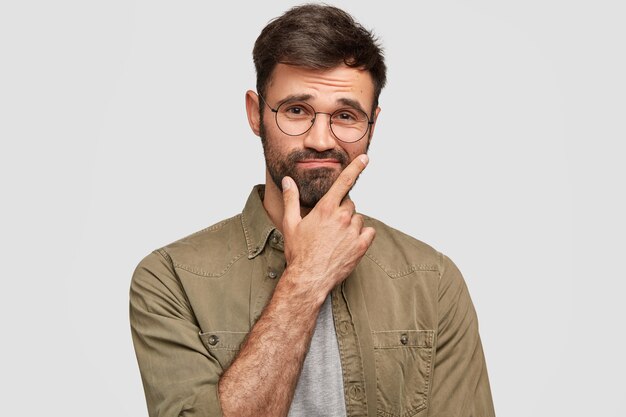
top-left (199, 330), bottom-right (248, 350)
top-left (372, 329), bottom-right (434, 349)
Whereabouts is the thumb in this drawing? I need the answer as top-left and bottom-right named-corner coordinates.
top-left (282, 176), bottom-right (301, 233)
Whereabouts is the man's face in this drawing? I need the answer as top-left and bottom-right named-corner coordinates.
top-left (258, 64), bottom-right (380, 208)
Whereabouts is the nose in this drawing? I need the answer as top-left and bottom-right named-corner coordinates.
top-left (302, 113), bottom-right (336, 152)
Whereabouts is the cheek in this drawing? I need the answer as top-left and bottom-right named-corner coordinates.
top-left (343, 142), bottom-right (369, 160)
top-left (262, 119), bottom-right (292, 151)
top-left (264, 133), bottom-right (302, 160)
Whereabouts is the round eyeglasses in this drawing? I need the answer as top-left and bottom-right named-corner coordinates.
top-left (259, 94), bottom-right (374, 143)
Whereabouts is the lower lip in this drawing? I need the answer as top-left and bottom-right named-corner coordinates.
top-left (297, 160), bottom-right (341, 169)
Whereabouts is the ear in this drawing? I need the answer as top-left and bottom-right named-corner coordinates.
top-left (367, 106), bottom-right (382, 144)
top-left (245, 90), bottom-right (261, 136)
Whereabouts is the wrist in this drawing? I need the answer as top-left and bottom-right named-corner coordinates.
top-left (275, 266), bottom-right (329, 309)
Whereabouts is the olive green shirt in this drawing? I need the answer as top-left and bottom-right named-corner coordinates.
top-left (130, 185), bottom-right (495, 417)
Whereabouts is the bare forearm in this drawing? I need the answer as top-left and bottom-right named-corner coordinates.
top-left (218, 269), bottom-right (325, 417)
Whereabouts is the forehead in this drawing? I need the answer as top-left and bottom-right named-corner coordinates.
top-left (266, 63), bottom-right (376, 108)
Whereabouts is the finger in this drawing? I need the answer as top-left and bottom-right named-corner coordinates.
top-left (281, 176), bottom-right (302, 232)
top-left (358, 226), bottom-right (376, 249)
top-left (350, 213), bottom-right (364, 231)
top-left (323, 154), bottom-right (369, 206)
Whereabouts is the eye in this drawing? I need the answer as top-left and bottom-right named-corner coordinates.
top-left (280, 103), bottom-right (313, 119)
top-left (336, 111), bottom-right (356, 121)
top-left (332, 109), bottom-right (363, 124)
top-left (286, 106), bottom-right (305, 115)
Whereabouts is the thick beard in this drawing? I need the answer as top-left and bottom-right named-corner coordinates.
top-left (260, 121), bottom-right (353, 208)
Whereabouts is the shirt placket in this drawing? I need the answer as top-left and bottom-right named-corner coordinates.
top-left (250, 232), bottom-right (285, 325)
top-left (331, 280), bottom-right (369, 417)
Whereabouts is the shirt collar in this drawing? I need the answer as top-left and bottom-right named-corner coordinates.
top-left (241, 185), bottom-right (284, 259)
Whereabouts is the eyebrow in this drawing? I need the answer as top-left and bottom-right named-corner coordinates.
top-left (276, 94), bottom-right (314, 106)
top-left (276, 94), bottom-right (368, 114)
top-left (336, 97), bottom-right (367, 114)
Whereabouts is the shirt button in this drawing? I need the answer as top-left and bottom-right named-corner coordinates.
top-left (338, 321), bottom-right (350, 336)
top-left (207, 335), bottom-right (219, 346)
top-left (348, 383), bottom-right (365, 402)
top-left (271, 235), bottom-right (279, 244)
top-left (267, 269), bottom-right (277, 279)
top-left (400, 334), bottom-right (409, 345)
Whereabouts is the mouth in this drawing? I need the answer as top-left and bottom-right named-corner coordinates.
top-left (296, 159), bottom-right (342, 169)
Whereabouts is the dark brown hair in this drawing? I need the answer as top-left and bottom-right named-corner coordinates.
top-left (253, 4), bottom-right (387, 113)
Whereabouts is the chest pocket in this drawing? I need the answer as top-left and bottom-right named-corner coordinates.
top-left (372, 329), bottom-right (434, 417)
top-left (199, 330), bottom-right (248, 372)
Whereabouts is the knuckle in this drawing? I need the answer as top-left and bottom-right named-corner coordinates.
top-left (337, 209), bottom-right (352, 224)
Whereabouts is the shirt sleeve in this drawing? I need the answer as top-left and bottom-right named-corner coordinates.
top-left (428, 253), bottom-right (496, 417)
top-left (129, 249), bottom-right (224, 417)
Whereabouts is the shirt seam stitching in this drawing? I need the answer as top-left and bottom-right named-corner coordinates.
top-left (365, 253), bottom-right (439, 278)
top-left (172, 251), bottom-right (247, 277)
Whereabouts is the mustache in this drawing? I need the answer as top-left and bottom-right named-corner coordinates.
top-left (287, 149), bottom-right (349, 165)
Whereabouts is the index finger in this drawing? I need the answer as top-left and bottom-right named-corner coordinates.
top-left (323, 154), bottom-right (369, 205)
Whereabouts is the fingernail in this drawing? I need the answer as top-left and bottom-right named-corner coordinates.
top-left (359, 154), bottom-right (369, 165)
top-left (282, 177), bottom-right (291, 190)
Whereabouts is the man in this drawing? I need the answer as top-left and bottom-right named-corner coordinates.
top-left (130, 4), bottom-right (495, 417)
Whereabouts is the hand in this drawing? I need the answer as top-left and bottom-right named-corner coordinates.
top-left (280, 154), bottom-right (376, 302)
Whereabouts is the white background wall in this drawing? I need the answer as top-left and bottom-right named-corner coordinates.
top-left (1, 1), bottom-right (624, 415)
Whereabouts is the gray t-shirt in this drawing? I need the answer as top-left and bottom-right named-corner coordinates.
top-left (287, 294), bottom-right (347, 417)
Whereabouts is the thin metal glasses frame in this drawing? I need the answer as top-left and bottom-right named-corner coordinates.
top-left (258, 94), bottom-right (374, 143)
